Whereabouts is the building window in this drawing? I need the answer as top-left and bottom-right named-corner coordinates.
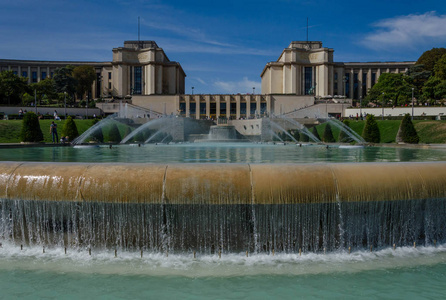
top-left (108, 82), bottom-right (112, 89)
top-left (353, 73), bottom-right (359, 99)
top-left (260, 102), bottom-right (267, 115)
top-left (240, 102), bottom-right (247, 116)
top-left (371, 73), bottom-right (376, 87)
top-left (362, 73), bottom-right (367, 98)
top-left (133, 66), bottom-right (142, 95)
top-left (108, 72), bottom-right (112, 79)
top-left (344, 73), bottom-right (350, 98)
top-left (230, 103), bottom-right (236, 117)
top-left (304, 67), bottom-right (313, 95)
top-left (42, 72), bottom-right (47, 80)
top-left (200, 102), bottom-right (206, 116)
top-left (32, 72), bottom-right (37, 83)
top-left (22, 71), bottom-right (28, 78)
top-left (250, 102), bottom-right (256, 116)
top-left (334, 73), bottom-right (338, 81)
top-left (179, 102), bottom-right (186, 116)
top-left (220, 102), bottom-right (226, 116)
top-left (190, 102), bottom-right (196, 115)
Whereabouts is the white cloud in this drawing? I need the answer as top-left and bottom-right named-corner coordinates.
top-left (361, 11), bottom-right (446, 50)
top-left (213, 77), bottom-right (261, 94)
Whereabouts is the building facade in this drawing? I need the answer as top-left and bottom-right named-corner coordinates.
top-left (261, 41), bottom-right (415, 100)
top-left (1, 40), bottom-right (416, 119)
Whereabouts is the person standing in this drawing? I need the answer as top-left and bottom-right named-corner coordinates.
top-left (50, 121), bottom-right (58, 143)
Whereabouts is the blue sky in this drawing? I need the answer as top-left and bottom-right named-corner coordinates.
top-left (1, 0), bottom-right (446, 94)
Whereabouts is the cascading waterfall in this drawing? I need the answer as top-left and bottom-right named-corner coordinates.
top-left (1, 162), bottom-right (445, 253)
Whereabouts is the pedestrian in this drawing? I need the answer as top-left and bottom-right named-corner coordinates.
top-left (50, 121), bottom-right (58, 143)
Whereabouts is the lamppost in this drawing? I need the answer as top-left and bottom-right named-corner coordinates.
top-left (382, 92), bottom-right (385, 120)
top-left (191, 87), bottom-right (194, 95)
top-left (343, 75), bottom-right (347, 99)
top-left (411, 87), bottom-right (414, 120)
top-left (64, 92), bottom-right (67, 117)
top-left (252, 87), bottom-right (255, 95)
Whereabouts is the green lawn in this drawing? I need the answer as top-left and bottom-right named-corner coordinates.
top-left (0, 119), bottom-right (94, 143)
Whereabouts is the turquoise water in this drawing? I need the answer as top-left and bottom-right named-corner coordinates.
top-left (2, 143), bottom-right (446, 298)
top-left (0, 242), bottom-right (445, 299)
top-left (1, 143), bottom-right (446, 163)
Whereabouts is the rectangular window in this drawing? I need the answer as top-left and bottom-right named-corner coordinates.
top-left (42, 72), bottom-right (47, 80)
top-left (133, 66), bottom-right (142, 95)
top-left (230, 103), bottom-right (237, 117)
top-left (353, 73), bottom-right (359, 99)
top-left (334, 73), bottom-right (338, 81)
top-left (220, 102), bottom-right (226, 116)
top-left (344, 73), bottom-right (350, 98)
top-left (200, 102), bottom-right (206, 116)
top-left (304, 67), bottom-right (313, 95)
top-left (371, 73), bottom-right (376, 87)
top-left (22, 71), bottom-right (28, 78)
top-left (179, 102), bottom-right (186, 116)
top-left (108, 72), bottom-right (112, 79)
top-left (362, 73), bottom-right (368, 98)
top-left (190, 102), bottom-right (196, 115)
top-left (260, 103), bottom-right (267, 115)
top-left (210, 102), bottom-right (216, 116)
top-left (32, 71), bottom-right (37, 83)
top-left (240, 102), bottom-right (247, 116)
top-left (250, 102), bottom-right (257, 115)
top-left (108, 82), bottom-right (112, 89)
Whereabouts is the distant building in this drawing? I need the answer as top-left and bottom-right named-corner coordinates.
top-left (0, 40), bottom-right (415, 119)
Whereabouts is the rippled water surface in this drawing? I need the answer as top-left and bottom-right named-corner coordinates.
top-left (1, 143), bottom-right (446, 163)
top-left (0, 242), bottom-right (445, 299)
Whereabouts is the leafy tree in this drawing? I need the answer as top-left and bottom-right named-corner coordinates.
top-left (311, 126), bottom-right (321, 141)
top-left (292, 130), bottom-right (300, 141)
top-left (108, 123), bottom-right (121, 143)
top-left (20, 112), bottom-right (43, 142)
top-left (72, 65), bottom-right (96, 100)
top-left (0, 70), bottom-right (29, 105)
top-left (30, 78), bottom-right (57, 105)
top-left (398, 114), bottom-right (419, 144)
top-left (416, 48), bottom-right (446, 73)
top-left (322, 123), bottom-right (335, 143)
top-left (422, 76), bottom-right (442, 100)
top-left (433, 54), bottom-right (446, 80)
top-left (365, 73), bottom-right (414, 106)
top-left (406, 64), bottom-right (431, 94)
top-left (362, 114), bottom-right (380, 143)
top-left (53, 66), bottom-right (76, 104)
top-left (338, 119), bottom-right (353, 143)
top-left (61, 116), bottom-right (79, 140)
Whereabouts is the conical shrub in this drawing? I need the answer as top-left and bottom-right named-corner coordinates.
top-left (362, 114), bottom-right (380, 143)
top-left (20, 112), bottom-right (43, 142)
top-left (323, 123), bottom-right (335, 143)
top-left (399, 114), bottom-right (419, 144)
top-left (62, 116), bottom-right (79, 140)
top-left (311, 126), bottom-right (321, 141)
top-left (338, 119), bottom-right (353, 143)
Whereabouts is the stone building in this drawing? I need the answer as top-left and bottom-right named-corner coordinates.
top-left (1, 40), bottom-right (415, 119)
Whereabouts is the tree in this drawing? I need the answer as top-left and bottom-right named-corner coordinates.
top-left (397, 114), bottom-right (419, 144)
top-left (72, 65), bottom-right (96, 100)
top-left (53, 66), bottom-right (76, 104)
top-left (322, 123), bottom-right (335, 143)
top-left (61, 116), bottom-right (79, 140)
top-left (416, 48), bottom-right (446, 73)
top-left (311, 126), bottom-right (321, 141)
top-left (433, 54), bottom-right (446, 80)
top-left (31, 78), bottom-right (57, 105)
top-left (338, 119), bottom-right (353, 143)
top-left (362, 114), bottom-right (380, 143)
top-left (0, 70), bottom-right (29, 105)
top-left (422, 76), bottom-right (442, 100)
top-left (365, 73), bottom-right (414, 106)
top-left (20, 112), bottom-right (43, 142)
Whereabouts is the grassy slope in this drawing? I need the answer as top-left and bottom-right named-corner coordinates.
top-left (315, 120), bottom-right (446, 144)
top-left (1, 119), bottom-right (446, 144)
top-left (0, 119), bottom-right (93, 143)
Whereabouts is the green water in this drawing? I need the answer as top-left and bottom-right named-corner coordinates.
top-left (0, 244), bottom-right (445, 299)
top-left (1, 143), bottom-right (446, 163)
